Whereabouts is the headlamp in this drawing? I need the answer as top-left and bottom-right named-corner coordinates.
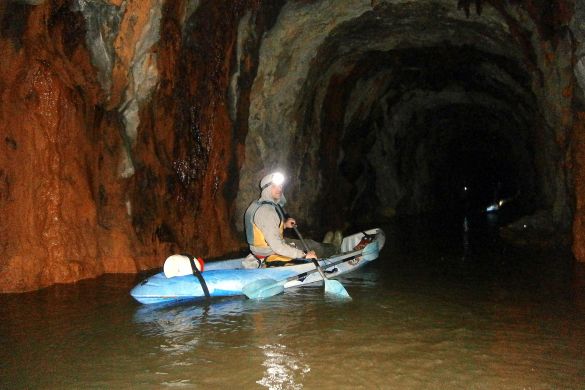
top-left (272, 172), bottom-right (285, 186)
top-left (261, 172), bottom-right (285, 190)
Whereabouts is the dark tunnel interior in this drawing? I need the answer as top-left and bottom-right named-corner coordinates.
top-left (312, 44), bottom-right (540, 227)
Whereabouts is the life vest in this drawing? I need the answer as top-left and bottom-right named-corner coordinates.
top-left (244, 200), bottom-right (285, 254)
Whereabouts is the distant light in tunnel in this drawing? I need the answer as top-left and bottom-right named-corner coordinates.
top-left (486, 199), bottom-right (504, 213)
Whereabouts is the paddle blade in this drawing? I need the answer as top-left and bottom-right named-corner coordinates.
top-left (324, 280), bottom-right (351, 299)
top-left (362, 241), bottom-right (380, 261)
top-left (243, 278), bottom-right (285, 300)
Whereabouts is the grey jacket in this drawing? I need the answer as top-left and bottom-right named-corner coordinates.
top-left (247, 187), bottom-right (305, 259)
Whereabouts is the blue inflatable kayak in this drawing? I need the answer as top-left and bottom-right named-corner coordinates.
top-left (130, 228), bottom-right (384, 304)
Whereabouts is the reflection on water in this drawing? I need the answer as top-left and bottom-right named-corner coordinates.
top-left (133, 298), bottom-right (245, 338)
top-left (257, 343), bottom-right (310, 390)
top-left (1, 217), bottom-right (585, 389)
top-left (130, 294), bottom-right (319, 389)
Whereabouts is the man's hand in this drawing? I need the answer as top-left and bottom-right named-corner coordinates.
top-left (284, 218), bottom-right (296, 229)
top-left (304, 250), bottom-right (317, 259)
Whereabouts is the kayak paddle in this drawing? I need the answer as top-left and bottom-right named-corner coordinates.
top-left (293, 225), bottom-right (351, 299)
top-left (243, 249), bottom-right (362, 299)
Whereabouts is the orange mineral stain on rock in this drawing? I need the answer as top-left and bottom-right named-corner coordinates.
top-left (1, 0), bottom-right (260, 292)
top-left (0, 1), bottom-right (137, 292)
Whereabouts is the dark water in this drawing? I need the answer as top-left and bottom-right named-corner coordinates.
top-left (1, 216), bottom-right (585, 389)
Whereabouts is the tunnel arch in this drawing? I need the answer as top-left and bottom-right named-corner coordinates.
top-left (301, 33), bottom-right (540, 228)
top-left (237, 0), bottom-right (570, 235)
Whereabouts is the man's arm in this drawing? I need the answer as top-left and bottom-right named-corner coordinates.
top-left (255, 206), bottom-right (306, 258)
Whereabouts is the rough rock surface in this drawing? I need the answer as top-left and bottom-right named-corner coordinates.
top-left (0, 0), bottom-right (134, 292)
top-left (0, 0), bottom-right (584, 293)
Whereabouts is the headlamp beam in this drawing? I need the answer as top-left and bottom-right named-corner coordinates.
top-left (261, 172), bottom-right (285, 190)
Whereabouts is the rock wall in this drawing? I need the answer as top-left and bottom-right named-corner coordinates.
top-left (0, 0), bottom-right (136, 292)
top-left (0, 0), bottom-right (280, 292)
top-left (0, 0), bottom-right (584, 293)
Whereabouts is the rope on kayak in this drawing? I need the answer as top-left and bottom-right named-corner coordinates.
top-left (361, 231), bottom-right (377, 240)
top-left (182, 253), bottom-right (211, 298)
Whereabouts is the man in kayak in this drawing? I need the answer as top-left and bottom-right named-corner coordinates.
top-left (244, 171), bottom-right (318, 267)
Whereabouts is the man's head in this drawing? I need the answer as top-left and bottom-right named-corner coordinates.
top-left (260, 172), bottom-right (285, 201)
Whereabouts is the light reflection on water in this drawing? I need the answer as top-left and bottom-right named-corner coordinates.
top-left (1, 218), bottom-right (585, 389)
top-left (257, 343), bottom-right (310, 390)
top-left (131, 291), bottom-right (324, 389)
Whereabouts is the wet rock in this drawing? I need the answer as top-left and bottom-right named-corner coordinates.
top-left (73, 0), bottom-right (122, 95)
